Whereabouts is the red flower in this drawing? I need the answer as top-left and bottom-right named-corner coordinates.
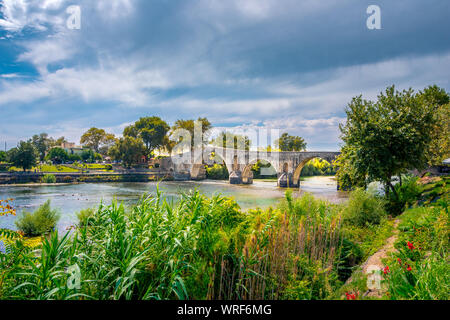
top-left (407, 241), bottom-right (415, 250)
top-left (383, 266), bottom-right (390, 274)
top-left (397, 258), bottom-right (402, 264)
top-left (407, 265), bottom-right (412, 271)
top-left (345, 292), bottom-right (357, 300)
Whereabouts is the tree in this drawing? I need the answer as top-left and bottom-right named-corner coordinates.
top-left (51, 136), bottom-right (67, 148)
top-left (276, 133), bottom-right (307, 151)
top-left (210, 132), bottom-right (251, 150)
top-left (29, 133), bottom-right (52, 161)
top-left (81, 149), bottom-right (96, 163)
top-left (80, 127), bottom-right (115, 154)
top-left (171, 117), bottom-right (212, 148)
top-left (108, 136), bottom-right (146, 168)
top-left (417, 85), bottom-right (450, 166)
top-left (46, 147), bottom-right (69, 164)
top-left (8, 141), bottom-right (38, 171)
top-left (124, 117), bottom-right (170, 156)
top-left (0, 151), bottom-right (6, 162)
top-left (337, 85), bottom-right (439, 199)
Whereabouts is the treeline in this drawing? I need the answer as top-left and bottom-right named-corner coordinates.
top-left (1, 114), bottom-right (310, 171)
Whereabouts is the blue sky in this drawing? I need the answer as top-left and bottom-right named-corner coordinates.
top-left (0, 0), bottom-right (449, 151)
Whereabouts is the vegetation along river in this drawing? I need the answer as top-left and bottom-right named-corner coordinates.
top-left (0, 176), bottom-right (348, 232)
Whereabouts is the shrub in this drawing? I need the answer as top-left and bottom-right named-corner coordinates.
top-left (342, 188), bottom-right (386, 227)
top-left (40, 174), bottom-right (56, 183)
top-left (76, 208), bottom-right (95, 227)
top-left (385, 175), bottom-right (421, 216)
top-left (15, 200), bottom-right (60, 237)
top-left (206, 164), bottom-right (229, 180)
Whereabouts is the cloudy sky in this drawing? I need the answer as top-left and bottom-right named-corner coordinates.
top-left (0, 0), bottom-right (449, 151)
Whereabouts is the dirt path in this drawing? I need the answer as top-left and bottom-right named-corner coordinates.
top-left (345, 219), bottom-right (400, 298)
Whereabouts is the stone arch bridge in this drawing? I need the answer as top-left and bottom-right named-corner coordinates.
top-left (167, 146), bottom-right (340, 188)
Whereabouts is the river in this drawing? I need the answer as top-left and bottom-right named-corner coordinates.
top-left (0, 176), bottom-right (348, 232)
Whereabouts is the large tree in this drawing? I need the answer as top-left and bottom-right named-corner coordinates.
top-left (337, 85), bottom-right (441, 198)
top-left (46, 147), bottom-right (69, 164)
top-left (417, 85), bottom-right (450, 166)
top-left (80, 127), bottom-right (115, 154)
top-left (210, 132), bottom-right (251, 150)
top-left (124, 117), bottom-right (170, 156)
top-left (108, 136), bottom-right (146, 168)
top-left (276, 133), bottom-right (307, 151)
top-left (29, 133), bottom-right (52, 161)
top-left (171, 117), bottom-right (212, 148)
top-left (8, 141), bottom-right (38, 171)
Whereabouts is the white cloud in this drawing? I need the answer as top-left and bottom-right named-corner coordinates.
top-left (0, 0), bottom-right (67, 32)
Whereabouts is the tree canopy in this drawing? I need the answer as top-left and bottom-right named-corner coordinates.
top-left (171, 117), bottom-right (212, 148)
top-left (80, 127), bottom-right (115, 154)
top-left (8, 141), bottom-right (38, 171)
top-left (108, 136), bottom-right (146, 168)
top-left (46, 147), bottom-right (69, 164)
top-left (336, 85), bottom-right (446, 196)
top-left (210, 132), bottom-right (251, 150)
top-left (276, 133), bottom-right (307, 151)
top-left (124, 117), bottom-right (170, 155)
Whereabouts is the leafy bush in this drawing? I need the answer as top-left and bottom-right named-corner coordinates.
top-left (342, 188), bottom-right (386, 227)
top-left (385, 176), bottom-right (421, 216)
top-left (40, 174), bottom-right (56, 183)
top-left (15, 200), bottom-right (60, 237)
top-left (206, 164), bottom-right (229, 180)
top-left (76, 208), bottom-right (95, 227)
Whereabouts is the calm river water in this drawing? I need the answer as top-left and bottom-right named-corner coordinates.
top-left (0, 176), bottom-right (348, 232)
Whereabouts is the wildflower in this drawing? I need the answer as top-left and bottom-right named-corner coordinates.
top-left (397, 258), bottom-right (402, 264)
top-left (345, 292), bottom-right (357, 300)
top-left (407, 265), bottom-right (412, 272)
top-left (383, 266), bottom-right (390, 274)
top-left (407, 241), bottom-right (415, 250)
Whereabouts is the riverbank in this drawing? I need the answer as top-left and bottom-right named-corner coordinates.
top-left (0, 171), bottom-right (173, 184)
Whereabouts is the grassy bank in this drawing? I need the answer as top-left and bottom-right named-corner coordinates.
top-left (0, 176), bottom-right (448, 300)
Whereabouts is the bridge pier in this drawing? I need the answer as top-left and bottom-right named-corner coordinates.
top-left (229, 170), bottom-right (242, 184)
top-left (277, 173), bottom-right (297, 188)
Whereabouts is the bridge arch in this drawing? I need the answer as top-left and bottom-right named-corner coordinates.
top-left (292, 156), bottom-right (334, 187)
top-left (241, 159), bottom-right (278, 184)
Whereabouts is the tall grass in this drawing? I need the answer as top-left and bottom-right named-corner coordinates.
top-left (1, 189), bottom-right (346, 300)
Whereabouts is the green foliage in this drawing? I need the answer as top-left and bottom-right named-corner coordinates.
top-left (76, 208), bottom-right (95, 227)
top-left (337, 85), bottom-right (446, 198)
top-left (210, 132), bottom-right (251, 150)
top-left (108, 136), bottom-right (146, 168)
top-left (385, 176), bottom-right (422, 216)
top-left (40, 174), bottom-right (56, 183)
top-left (383, 200), bottom-right (449, 300)
top-left (0, 150), bottom-right (7, 162)
top-left (342, 188), bottom-right (386, 227)
top-left (80, 127), bottom-right (115, 154)
top-left (14, 200), bottom-right (60, 237)
top-left (124, 116), bottom-right (170, 155)
top-left (7, 141), bottom-right (38, 171)
top-left (171, 117), bottom-right (212, 149)
top-left (276, 133), bottom-right (307, 151)
top-left (206, 164), bottom-right (229, 180)
top-left (29, 133), bottom-right (52, 161)
top-left (46, 147), bottom-right (69, 163)
top-left (301, 158), bottom-right (336, 177)
top-left (251, 160), bottom-right (277, 178)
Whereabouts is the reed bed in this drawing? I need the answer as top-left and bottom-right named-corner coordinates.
top-left (1, 189), bottom-right (345, 300)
